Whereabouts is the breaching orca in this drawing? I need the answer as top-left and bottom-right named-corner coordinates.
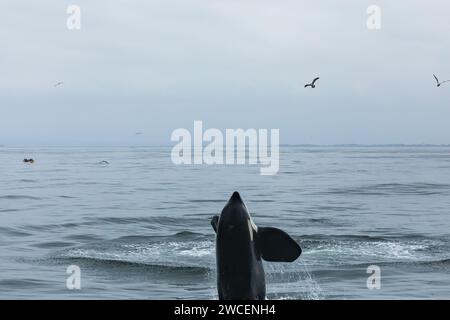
top-left (211, 191), bottom-right (301, 300)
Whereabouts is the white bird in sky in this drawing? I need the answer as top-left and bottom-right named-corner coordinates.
top-left (433, 74), bottom-right (450, 87)
top-left (304, 77), bottom-right (320, 88)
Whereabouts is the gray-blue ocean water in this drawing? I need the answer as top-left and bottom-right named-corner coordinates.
top-left (0, 146), bottom-right (449, 299)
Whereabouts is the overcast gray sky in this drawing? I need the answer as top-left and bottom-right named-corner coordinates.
top-left (1, 0), bottom-right (449, 146)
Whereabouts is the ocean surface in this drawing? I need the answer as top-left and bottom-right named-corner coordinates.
top-left (0, 146), bottom-right (449, 299)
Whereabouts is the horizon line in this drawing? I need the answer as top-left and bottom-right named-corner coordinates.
top-left (1, 143), bottom-right (450, 148)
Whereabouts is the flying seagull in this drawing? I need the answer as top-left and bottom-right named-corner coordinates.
top-left (433, 74), bottom-right (450, 87)
top-left (304, 77), bottom-right (320, 88)
top-left (54, 81), bottom-right (64, 87)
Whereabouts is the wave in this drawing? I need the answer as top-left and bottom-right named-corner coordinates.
top-left (299, 235), bottom-right (450, 269)
top-left (53, 239), bottom-right (215, 274)
top-left (114, 231), bottom-right (206, 242)
top-left (299, 233), bottom-right (433, 242)
top-left (22, 216), bottom-right (196, 230)
top-left (416, 258), bottom-right (450, 267)
top-left (0, 278), bottom-right (48, 289)
top-left (0, 209), bottom-right (21, 213)
top-left (310, 258), bottom-right (450, 274)
top-left (88, 216), bottom-right (185, 226)
top-left (54, 256), bottom-right (210, 274)
top-left (17, 179), bottom-right (38, 183)
top-left (0, 226), bottom-right (32, 237)
top-left (325, 183), bottom-right (450, 196)
top-left (0, 195), bottom-right (42, 200)
top-left (31, 241), bottom-right (75, 249)
top-left (188, 199), bottom-right (225, 203)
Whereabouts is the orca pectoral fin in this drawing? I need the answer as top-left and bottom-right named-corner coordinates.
top-left (258, 227), bottom-right (301, 262)
top-left (211, 215), bottom-right (219, 233)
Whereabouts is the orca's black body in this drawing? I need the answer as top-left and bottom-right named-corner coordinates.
top-left (211, 192), bottom-right (301, 300)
